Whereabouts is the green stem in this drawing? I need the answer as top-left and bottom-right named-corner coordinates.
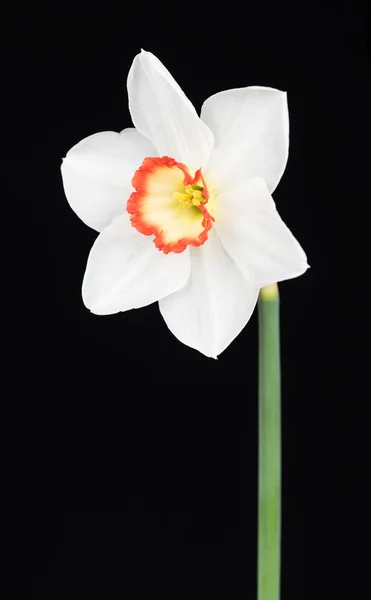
top-left (258, 283), bottom-right (281, 600)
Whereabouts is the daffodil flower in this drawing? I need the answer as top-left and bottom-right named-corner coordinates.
top-left (61, 50), bottom-right (308, 358)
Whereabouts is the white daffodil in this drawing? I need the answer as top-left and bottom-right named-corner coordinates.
top-left (61, 50), bottom-right (308, 358)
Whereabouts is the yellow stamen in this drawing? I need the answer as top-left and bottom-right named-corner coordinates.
top-left (173, 192), bottom-right (190, 201)
top-left (173, 185), bottom-right (205, 209)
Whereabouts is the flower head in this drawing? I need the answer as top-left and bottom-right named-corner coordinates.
top-left (61, 50), bottom-right (308, 358)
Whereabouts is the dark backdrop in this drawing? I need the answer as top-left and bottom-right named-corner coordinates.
top-left (17, 7), bottom-right (369, 599)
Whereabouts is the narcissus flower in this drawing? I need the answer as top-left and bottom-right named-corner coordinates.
top-left (61, 50), bottom-right (308, 358)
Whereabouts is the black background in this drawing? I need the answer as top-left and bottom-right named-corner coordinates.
top-left (14, 5), bottom-right (369, 599)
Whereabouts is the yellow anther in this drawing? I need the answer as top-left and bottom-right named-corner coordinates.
top-left (174, 186), bottom-right (205, 209)
top-left (191, 190), bottom-right (202, 206)
top-left (173, 191), bottom-right (190, 201)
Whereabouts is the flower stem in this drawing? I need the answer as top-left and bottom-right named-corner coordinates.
top-left (258, 283), bottom-right (281, 600)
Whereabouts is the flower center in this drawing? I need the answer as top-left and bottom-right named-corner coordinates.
top-left (173, 184), bottom-right (206, 209)
top-left (127, 156), bottom-right (215, 254)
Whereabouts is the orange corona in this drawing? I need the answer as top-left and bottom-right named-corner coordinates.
top-left (127, 156), bottom-right (215, 254)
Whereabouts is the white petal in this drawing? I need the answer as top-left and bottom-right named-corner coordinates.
top-left (127, 50), bottom-right (214, 171)
top-left (82, 213), bottom-right (190, 315)
top-left (159, 230), bottom-right (259, 358)
top-left (61, 128), bottom-right (157, 232)
top-left (201, 87), bottom-right (289, 194)
top-left (214, 178), bottom-right (309, 288)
